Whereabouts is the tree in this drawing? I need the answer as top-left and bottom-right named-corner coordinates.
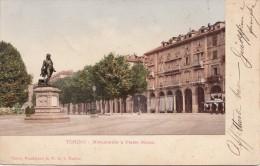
top-left (51, 66), bottom-right (95, 114)
top-left (92, 53), bottom-right (132, 113)
top-left (52, 75), bottom-right (75, 113)
top-left (129, 62), bottom-right (148, 96)
top-left (51, 76), bottom-right (74, 106)
top-left (93, 53), bottom-right (132, 101)
top-left (51, 52), bottom-right (148, 114)
top-left (128, 62), bottom-right (148, 113)
top-left (0, 41), bottom-right (32, 107)
top-left (79, 65), bottom-right (95, 102)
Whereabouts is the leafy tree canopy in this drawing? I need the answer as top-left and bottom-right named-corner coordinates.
top-left (52, 53), bottom-right (148, 104)
top-left (51, 65), bottom-right (95, 104)
top-left (0, 41), bottom-right (32, 107)
top-left (93, 53), bottom-right (132, 100)
top-left (129, 62), bottom-right (148, 96)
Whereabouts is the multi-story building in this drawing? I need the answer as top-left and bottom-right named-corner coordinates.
top-left (143, 21), bottom-right (225, 113)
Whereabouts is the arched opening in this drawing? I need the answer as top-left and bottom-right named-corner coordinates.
top-left (197, 87), bottom-right (205, 112)
top-left (133, 95), bottom-right (147, 113)
top-left (150, 93), bottom-right (155, 113)
top-left (159, 92), bottom-right (165, 113)
top-left (166, 91), bottom-right (173, 113)
top-left (175, 90), bottom-right (183, 113)
top-left (185, 89), bottom-right (192, 113)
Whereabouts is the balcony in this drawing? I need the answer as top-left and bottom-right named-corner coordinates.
top-left (164, 65), bottom-right (181, 75)
top-left (148, 71), bottom-right (155, 78)
top-left (192, 78), bottom-right (206, 85)
top-left (158, 70), bottom-right (165, 77)
top-left (147, 63), bottom-right (155, 67)
top-left (159, 83), bottom-right (164, 88)
top-left (163, 81), bottom-right (182, 88)
top-left (207, 75), bottom-right (222, 83)
top-left (164, 55), bottom-right (182, 63)
top-left (148, 85), bottom-right (155, 90)
top-left (193, 61), bottom-right (204, 69)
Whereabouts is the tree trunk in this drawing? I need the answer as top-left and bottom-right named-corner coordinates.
top-left (67, 103), bottom-right (70, 115)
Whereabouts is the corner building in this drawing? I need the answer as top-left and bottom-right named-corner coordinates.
top-left (143, 21), bottom-right (225, 113)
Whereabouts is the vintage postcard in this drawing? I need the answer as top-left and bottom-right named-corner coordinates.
top-left (0, 0), bottom-right (259, 165)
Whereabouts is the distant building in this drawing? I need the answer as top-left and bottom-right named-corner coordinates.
top-left (125, 54), bottom-right (143, 68)
top-left (49, 70), bottom-right (75, 83)
top-left (143, 21), bottom-right (225, 113)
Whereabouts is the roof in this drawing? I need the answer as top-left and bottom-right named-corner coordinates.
top-left (144, 21), bottom-right (225, 55)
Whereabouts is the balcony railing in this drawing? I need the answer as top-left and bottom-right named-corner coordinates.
top-left (163, 81), bottom-right (182, 88)
top-left (148, 71), bottom-right (155, 78)
top-left (207, 75), bottom-right (222, 83)
top-left (164, 65), bottom-right (180, 72)
top-left (193, 60), bottom-right (204, 69)
top-left (158, 70), bottom-right (165, 76)
top-left (148, 85), bottom-right (155, 90)
top-left (164, 55), bottom-right (182, 63)
top-left (147, 63), bottom-right (155, 67)
top-left (192, 78), bottom-right (206, 85)
top-left (164, 65), bottom-right (181, 76)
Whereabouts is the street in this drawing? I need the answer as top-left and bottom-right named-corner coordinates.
top-left (0, 113), bottom-right (225, 135)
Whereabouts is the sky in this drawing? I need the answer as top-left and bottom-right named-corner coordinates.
top-left (0, 0), bottom-right (225, 83)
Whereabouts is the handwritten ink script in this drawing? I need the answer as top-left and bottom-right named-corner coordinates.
top-left (227, 0), bottom-right (259, 156)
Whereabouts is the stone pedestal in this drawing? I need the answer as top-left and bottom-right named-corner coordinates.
top-left (24, 86), bottom-right (70, 123)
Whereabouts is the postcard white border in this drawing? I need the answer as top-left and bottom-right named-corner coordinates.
top-left (0, 0), bottom-right (259, 165)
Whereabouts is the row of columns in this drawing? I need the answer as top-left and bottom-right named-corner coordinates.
top-left (204, 102), bottom-right (225, 112)
top-left (96, 99), bottom-right (134, 114)
top-left (63, 99), bottom-right (134, 114)
top-left (149, 95), bottom-right (184, 113)
top-left (149, 94), bottom-right (197, 113)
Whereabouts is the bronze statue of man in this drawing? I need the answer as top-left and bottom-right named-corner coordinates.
top-left (40, 54), bottom-right (56, 84)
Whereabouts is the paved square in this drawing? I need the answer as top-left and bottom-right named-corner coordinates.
top-left (0, 113), bottom-right (225, 135)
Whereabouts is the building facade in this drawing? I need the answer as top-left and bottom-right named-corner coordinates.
top-left (143, 21), bottom-right (225, 113)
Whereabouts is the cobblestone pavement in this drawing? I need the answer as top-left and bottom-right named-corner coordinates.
top-left (0, 113), bottom-right (225, 135)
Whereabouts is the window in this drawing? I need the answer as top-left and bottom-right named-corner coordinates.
top-left (194, 53), bottom-right (202, 64)
top-left (213, 50), bottom-right (218, 59)
top-left (185, 57), bottom-right (189, 65)
top-left (213, 35), bottom-right (217, 46)
top-left (213, 67), bottom-right (218, 75)
top-left (176, 75), bottom-right (180, 84)
top-left (185, 72), bottom-right (190, 82)
top-left (159, 55), bottom-right (163, 63)
top-left (167, 53), bottom-right (171, 60)
top-left (197, 71), bottom-right (201, 79)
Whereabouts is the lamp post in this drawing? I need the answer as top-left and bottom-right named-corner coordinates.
top-left (92, 85), bottom-right (96, 115)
